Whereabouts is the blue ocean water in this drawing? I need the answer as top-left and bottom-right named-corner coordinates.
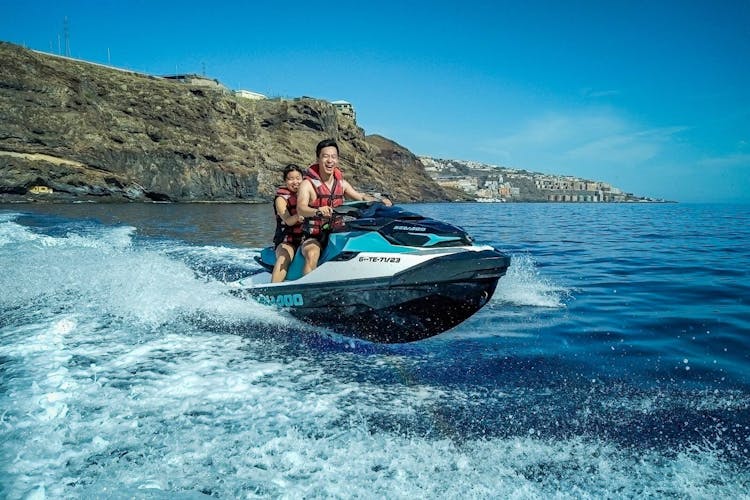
top-left (1, 202), bottom-right (748, 498)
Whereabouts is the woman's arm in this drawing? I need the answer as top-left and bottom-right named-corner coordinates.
top-left (275, 197), bottom-right (303, 225)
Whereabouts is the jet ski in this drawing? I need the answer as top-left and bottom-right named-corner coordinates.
top-left (230, 201), bottom-right (510, 343)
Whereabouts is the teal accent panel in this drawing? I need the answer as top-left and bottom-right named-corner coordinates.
top-left (261, 246), bottom-right (276, 266)
top-left (424, 235), bottom-right (463, 246)
top-left (340, 232), bottom-right (413, 253)
top-left (286, 246), bottom-right (306, 281)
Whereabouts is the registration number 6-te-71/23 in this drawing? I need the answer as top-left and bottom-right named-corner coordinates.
top-left (256, 293), bottom-right (304, 307)
top-left (358, 256), bottom-right (401, 263)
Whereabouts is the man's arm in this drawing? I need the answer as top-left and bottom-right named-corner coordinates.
top-left (343, 181), bottom-right (392, 206)
top-left (296, 180), bottom-right (319, 217)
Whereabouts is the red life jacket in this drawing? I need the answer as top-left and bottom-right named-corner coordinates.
top-left (273, 186), bottom-right (303, 246)
top-left (304, 164), bottom-right (345, 237)
top-left (305, 164), bottom-right (345, 208)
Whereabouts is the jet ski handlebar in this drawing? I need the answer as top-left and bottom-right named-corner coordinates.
top-left (333, 204), bottom-right (368, 217)
top-left (330, 200), bottom-right (384, 219)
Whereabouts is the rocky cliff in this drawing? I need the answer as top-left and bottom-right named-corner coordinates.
top-left (0, 42), bottom-right (462, 203)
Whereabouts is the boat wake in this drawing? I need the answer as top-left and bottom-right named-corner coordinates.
top-left (491, 252), bottom-right (570, 308)
top-left (0, 214), bottom-right (289, 332)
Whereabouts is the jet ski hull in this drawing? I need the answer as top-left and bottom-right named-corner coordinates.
top-left (233, 248), bottom-right (509, 343)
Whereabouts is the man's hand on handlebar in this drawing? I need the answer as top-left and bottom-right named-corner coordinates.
top-left (315, 206), bottom-right (335, 217)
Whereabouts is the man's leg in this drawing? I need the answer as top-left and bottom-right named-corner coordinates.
top-left (301, 239), bottom-right (322, 275)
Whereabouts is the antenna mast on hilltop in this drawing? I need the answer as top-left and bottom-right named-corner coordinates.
top-left (63, 17), bottom-right (71, 57)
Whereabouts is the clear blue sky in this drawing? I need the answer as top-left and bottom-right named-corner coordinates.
top-left (3, 0), bottom-right (749, 202)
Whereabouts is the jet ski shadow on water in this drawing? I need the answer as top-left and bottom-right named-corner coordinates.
top-left (229, 202), bottom-right (510, 343)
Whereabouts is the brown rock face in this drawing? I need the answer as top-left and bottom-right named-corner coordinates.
top-left (0, 41), bottom-right (457, 203)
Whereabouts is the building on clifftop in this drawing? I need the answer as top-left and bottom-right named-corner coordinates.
top-left (234, 89), bottom-right (267, 100)
top-left (332, 100), bottom-right (356, 121)
top-left (162, 74), bottom-right (228, 91)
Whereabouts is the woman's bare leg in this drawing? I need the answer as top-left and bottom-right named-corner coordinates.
top-left (271, 242), bottom-right (296, 282)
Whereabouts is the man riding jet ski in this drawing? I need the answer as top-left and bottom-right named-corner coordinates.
top-left (230, 201), bottom-right (511, 343)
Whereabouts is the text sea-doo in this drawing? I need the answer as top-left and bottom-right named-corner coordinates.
top-left (230, 202), bottom-right (510, 343)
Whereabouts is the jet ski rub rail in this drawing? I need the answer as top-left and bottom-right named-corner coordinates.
top-left (390, 248), bottom-right (510, 286)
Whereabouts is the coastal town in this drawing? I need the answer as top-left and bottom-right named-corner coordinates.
top-left (420, 157), bottom-right (668, 203)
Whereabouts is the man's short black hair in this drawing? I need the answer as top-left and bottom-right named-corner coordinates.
top-left (316, 138), bottom-right (339, 157)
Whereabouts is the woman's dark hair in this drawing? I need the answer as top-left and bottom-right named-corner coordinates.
top-left (282, 164), bottom-right (304, 181)
top-left (316, 138), bottom-right (339, 157)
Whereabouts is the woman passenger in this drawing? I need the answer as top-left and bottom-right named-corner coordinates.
top-left (271, 164), bottom-right (305, 282)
